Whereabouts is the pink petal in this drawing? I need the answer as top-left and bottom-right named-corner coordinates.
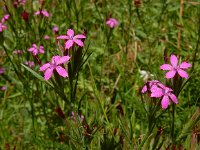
top-left (160, 64), bottom-right (173, 70)
top-left (74, 34), bottom-right (86, 39)
top-left (161, 96), bottom-right (170, 109)
top-left (40, 63), bottom-right (50, 71)
top-left (28, 47), bottom-right (34, 52)
top-left (65, 40), bottom-right (74, 49)
top-left (35, 11), bottom-right (40, 15)
top-left (106, 20), bottom-right (111, 25)
top-left (56, 56), bottom-right (70, 65)
top-left (177, 69), bottom-right (189, 79)
top-left (67, 29), bottom-right (74, 37)
top-left (165, 70), bottom-right (176, 79)
top-left (56, 66), bottom-right (68, 77)
top-left (51, 56), bottom-right (61, 64)
top-left (73, 39), bottom-right (84, 47)
top-left (170, 55), bottom-right (178, 67)
top-left (44, 68), bottom-right (53, 80)
top-left (57, 35), bottom-right (68, 39)
top-left (42, 10), bottom-right (49, 17)
top-left (39, 46), bottom-right (45, 53)
top-left (169, 93), bottom-right (178, 104)
top-left (141, 85), bottom-right (147, 93)
top-left (150, 88), bottom-right (163, 98)
top-left (179, 62), bottom-right (191, 69)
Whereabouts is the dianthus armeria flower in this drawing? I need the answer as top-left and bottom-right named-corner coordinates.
top-left (160, 54), bottom-right (191, 79)
top-left (35, 9), bottom-right (49, 17)
top-left (40, 55), bottom-right (70, 80)
top-left (1, 14), bottom-right (10, 23)
top-left (14, 0), bottom-right (27, 6)
top-left (28, 44), bottom-right (45, 56)
top-left (0, 14), bottom-right (10, 32)
top-left (106, 18), bottom-right (119, 28)
top-left (25, 61), bottom-right (34, 68)
top-left (57, 29), bottom-right (86, 49)
top-left (0, 68), bottom-right (5, 74)
top-left (141, 80), bottom-right (178, 109)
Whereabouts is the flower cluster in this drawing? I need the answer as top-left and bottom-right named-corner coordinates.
top-left (142, 80), bottom-right (178, 109)
top-left (14, 0), bottom-right (27, 6)
top-left (35, 9), bottom-right (49, 18)
top-left (141, 54), bottom-right (191, 109)
top-left (28, 44), bottom-right (45, 56)
top-left (106, 18), bottom-right (118, 28)
top-left (0, 14), bottom-right (10, 32)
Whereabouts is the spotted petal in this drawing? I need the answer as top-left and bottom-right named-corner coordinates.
top-left (44, 68), bottom-right (53, 80)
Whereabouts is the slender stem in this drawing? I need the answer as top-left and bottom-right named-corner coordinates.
top-left (171, 104), bottom-right (175, 143)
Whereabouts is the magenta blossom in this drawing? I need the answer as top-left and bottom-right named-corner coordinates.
top-left (1, 86), bottom-right (7, 91)
top-left (14, 0), bottom-right (27, 6)
top-left (0, 68), bottom-right (5, 74)
top-left (44, 35), bottom-right (50, 40)
top-left (28, 44), bottom-right (45, 55)
top-left (25, 61), bottom-right (34, 68)
top-left (1, 14), bottom-right (10, 23)
top-left (35, 9), bottom-right (49, 17)
top-left (106, 18), bottom-right (119, 28)
top-left (57, 29), bottom-right (86, 49)
top-left (13, 50), bottom-right (23, 55)
top-left (142, 80), bottom-right (178, 109)
top-left (52, 26), bottom-right (59, 33)
top-left (160, 54), bottom-right (191, 79)
top-left (40, 55), bottom-right (70, 80)
top-left (0, 23), bottom-right (7, 32)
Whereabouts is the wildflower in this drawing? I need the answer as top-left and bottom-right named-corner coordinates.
top-left (13, 50), bottom-right (23, 55)
top-left (151, 86), bottom-right (178, 109)
top-left (35, 9), bottom-right (49, 17)
top-left (141, 80), bottom-right (178, 109)
top-left (14, 0), bottom-right (27, 6)
top-left (52, 26), bottom-right (59, 33)
top-left (141, 80), bottom-right (165, 94)
top-left (25, 61), bottom-right (34, 68)
top-left (28, 44), bottom-right (45, 56)
top-left (21, 10), bottom-right (29, 21)
top-left (44, 35), bottom-right (50, 40)
top-left (57, 29), bottom-right (86, 49)
top-left (106, 18), bottom-right (118, 28)
top-left (0, 68), bottom-right (5, 74)
top-left (0, 23), bottom-right (7, 32)
top-left (1, 86), bottom-right (7, 91)
top-left (40, 55), bottom-right (70, 80)
top-left (1, 14), bottom-right (10, 23)
top-left (71, 112), bottom-right (84, 123)
top-left (160, 54), bottom-right (191, 79)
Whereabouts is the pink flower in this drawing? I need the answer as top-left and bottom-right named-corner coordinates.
top-left (141, 80), bottom-right (178, 109)
top-left (141, 80), bottom-right (165, 94)
top-left (106, 18), bottom-right (119, 28)
top-left (13, 50), bottom-right (23, 55)
top-left (160, 54), bottom-right (191, 79)
top-left (21, 10), bottom-right (29, 22)
top-left (14, 0), bottom-right (27, 6)
top-left (44, 35), bottom-right (50, 40)
top-left (25, 61), bottom-right (35, 68)
top-left (35, 9), bottom-right (49, 17)
top-left (52, 26), bottom-right (59, 33)
top-left (28, 44), bottom-right (45, 55)
top-left (1, 14), bottom-right (10, 23)
top-left (40, 55), bottom-right (70, 80)
top-left (1, 86), bottom-right (7, 91)
top-left (0, 23), bottom-right (7, 32)
top-left (57, 29), bottom-right (86, 49)
top-left (0, 68), bottom-right (5, 74)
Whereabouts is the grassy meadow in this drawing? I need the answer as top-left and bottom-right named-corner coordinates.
top-left (0, 0), bottom-right (200, 149)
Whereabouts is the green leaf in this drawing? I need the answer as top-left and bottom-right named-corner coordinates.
top-left (21, 64), bottom-right (54, 88)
